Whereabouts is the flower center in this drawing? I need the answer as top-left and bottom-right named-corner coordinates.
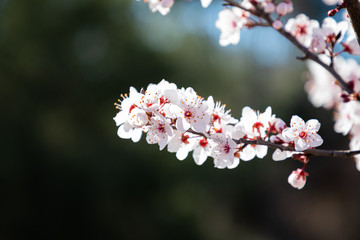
top-left (181, 134), bottom-right (190, 144)
top-left (184, 110), bottom-right (193, 118)
top-left (232, 21), bottom-right (237, 29)
top-left (157, 124), bottom-right (165, 133)
top-left (223, 143), bottom-right (230, 154)
top-left (299, 131), bottom-right (307, 139)
top-left (297, 25), bottom-right (307, 35)
top-left (252, 122), bottom-right (264, 133)
top-left (199, 138), bottom-right (208, 147)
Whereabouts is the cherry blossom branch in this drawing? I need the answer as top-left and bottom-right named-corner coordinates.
top-left (345, 0), bottom-right (360, 45)
top-left (238, 138), bottom-right (360, 158)
top-left (186, 128), bottom-right (360, 158)
top-left (222, 0), bottom-right (359, 100)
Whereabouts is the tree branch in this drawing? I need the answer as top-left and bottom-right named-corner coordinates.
top-left (345, 0), bottom-right (360, 45)
top-left (221, 0), bottom-right (359, 100)
top-left (185, 129), bottom-right (360, 159)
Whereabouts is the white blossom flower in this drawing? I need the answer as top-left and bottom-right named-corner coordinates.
top-left (334, 101), bottom-right (360, 135)
top-left (172, 87), bottom-right (210, 133)
top-left (342, 36), bottom-right (360, 55)
top-left (207, 96), bottom-right (238, 136)
top-left (310, 17), bottom-right (348, 53)
top-left (282, 115), bottom-right (323, 151)
top-left (211, 133), bottom-right (239, 169)
top-left (305, 57), bottom-right (341, 109)
top-left (285, 14), bottom-right (319, 47)
top-left (240, 106), bottom-right (274, 138)
top-left (167, 130), bottom-right (196, 160)
top-left (146, 116), bottom-right (173, 150)
top-left (114, 87), bottom-right (144, 142)
top-left (215, 8), bottom-right (250, 46)
top-left (288, 168), bottom-right (308, 189)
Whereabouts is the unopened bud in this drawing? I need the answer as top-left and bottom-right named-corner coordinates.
top-left (328, 9), bottom-right (338, 17)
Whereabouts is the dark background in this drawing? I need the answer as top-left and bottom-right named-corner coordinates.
top-left (1, 0), bottom-right (360, 239)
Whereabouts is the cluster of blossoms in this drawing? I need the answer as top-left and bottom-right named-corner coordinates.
top-left (114, 80), bottom-right (324, 189)
top-left (126, 0), bottom-right (360, 189)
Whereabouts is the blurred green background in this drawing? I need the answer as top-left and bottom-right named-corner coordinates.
top-left (1, 0), bottom-right (360, 239)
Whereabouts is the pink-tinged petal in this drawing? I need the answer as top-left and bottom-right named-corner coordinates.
top-left (308, 133), bottom-right (323, 148)
top-left (306, 119), bottom-right (321, 132)
top-left (294, 138), bottom-right (308, 151)
top-left (240, 145), bottom-right (256, 161)
top-left (255, 145), bottom-right (268, 158)
top-left (288, 170), bottom-right (306, 189)
top-left (131, 128), bottom-right (143, 143)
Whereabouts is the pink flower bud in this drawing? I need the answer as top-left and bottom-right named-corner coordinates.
top-left (264, 3), bottom-right (275, 13)
top-left (328, 9), bottom-right (338, 17)
top-left (272, 20), bottom-right (283, 30)
top-left (288, 169), bottom-right (308, 190)
top-left (276, 2), bottom-right (288, 16)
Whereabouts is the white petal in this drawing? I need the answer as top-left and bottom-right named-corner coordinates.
top-left (193, 147), bottom-right (208, 165)
top-left (294, 138), bottom-right (309, 151)
top-left (240, 145), bottom-right (256, 161)
top-left (117, 123), bottom-right (133, 139)
top-left (282, 127), bottom-right (295, 142)
top-left (131, 128), bottom-right (143, 143)
top-left (306, 119), bottom-right (321, 132)
top-left (158, 136), bottom-right (168, 151)
top-left (176, 147), bottom-right (189, 160)
top-left (290, 115), bottom-right (305, 128)
top-left (255, 145), bottom-right (268, 158)
top-left (176, 117), bottom-right (190, 132)
top-left (227, 158), bottom-right (239, 169)
top-left (308, 133), bottom-right (323, 148)
top-left (272, 149), bottom-right (290, 161)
